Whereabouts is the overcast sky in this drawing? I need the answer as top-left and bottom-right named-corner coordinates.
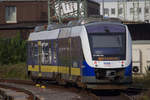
top-left (91, 0), bottom-right (124, 2)
top-left (0, 0), bottom-right (145, 2)
top-left (92, 0), bottom-right (144, 2)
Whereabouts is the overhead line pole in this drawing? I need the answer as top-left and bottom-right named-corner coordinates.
top-left (84, 0), bottom-right (87, 18)
top-left (123, 0), bottom-right (126, 21)
top-left (48, 0), bottom-right (51, 24)
top-left (102, 0), bottom-right (104, 18)
top-left (58, 0), bottom-right (62, 23)
top-left (77, 0), bottom-right (80, 18)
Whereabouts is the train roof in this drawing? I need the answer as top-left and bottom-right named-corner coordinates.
top-left (85, 21), bottom-right (124, 27)
top-left (85, 22), bottom-right (126, 34)
top-left (28, 26), bottom-right (83, 41)
top-left (32, 17), bottom-right (122, 32)
top-left (28, 29), bottom-right (60, 41)
top-left (28, 17), bottom-right (125, 41)
top-left (67, 17), bottom-right (122, 26)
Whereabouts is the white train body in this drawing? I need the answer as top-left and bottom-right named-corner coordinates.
top-left (27, 20), bottom-right (132, 89)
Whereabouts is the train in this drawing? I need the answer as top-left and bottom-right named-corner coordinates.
top-left (27, 18), bottom-right (132, 89)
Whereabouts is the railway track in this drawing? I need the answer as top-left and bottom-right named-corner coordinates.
top-left (121, 87), bottom-right (148, 100)
top-left (99, 93), bottom-right (131, 100)
top-left (90, 86), bottom-right (146, 100)
top-left (0, 79), bottom-right (147, 100)
top-left (0, 79), bottom-right (98, 100)
top-left (0, 83), bottom-right (39, 100)
top-left (90, 89), bottom-right (130, 100)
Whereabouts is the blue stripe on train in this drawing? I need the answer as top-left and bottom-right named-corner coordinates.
top-left (124, 62), bottom-right (132, 76)
top-left (82, 61), bottom-right (95, 76)
top-left (82, 60), bottom-right (132, 77)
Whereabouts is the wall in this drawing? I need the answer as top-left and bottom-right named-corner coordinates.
top-left (132, 41), bottom-right (150, 75)
top-left (0, 1), bottom-right (48, 25)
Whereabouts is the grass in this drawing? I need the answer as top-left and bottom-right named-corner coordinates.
top-left (133, 73), bottom-right (150, 100)
top-left (0, 63), bottom-right (28, 80)
top-left (1, 63), bottom-right (150, 100)
top-left (133, 73), bottom-right (150, 88)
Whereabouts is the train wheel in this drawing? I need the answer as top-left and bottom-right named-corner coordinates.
top-left (77, 82), bottom-right (87, 89)
top-left (56, 74), bottom-right (66, 85)
top-left (58, 79), bottom-right (67, 85)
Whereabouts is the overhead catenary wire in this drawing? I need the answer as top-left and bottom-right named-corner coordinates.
top-left (48, 0), bottom-right (86, 24)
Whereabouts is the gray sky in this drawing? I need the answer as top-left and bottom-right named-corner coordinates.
top-left (0, 0), bottom-right (144, 2)
top-left (92, 0), bottom-right (120, 2)
top-left (92, 0), bottom-right (144, 2)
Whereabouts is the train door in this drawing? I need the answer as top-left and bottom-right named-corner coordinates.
top-left (37, 41), bottom-right (42, 77)
top-left (52, 40), bottom-right (58, 66)
top-left (58, 28), bottom-right (71, 81)
top-left (27, 41), bottom-right (41, 81)
top-left (52, 40), bottom-right (58, 78)
top-left (28, 41), bottom-right (39, 76)
top-left (30, 42), bottom-right (39, 68)
top-left (70, 37), bottom-right (82, 80)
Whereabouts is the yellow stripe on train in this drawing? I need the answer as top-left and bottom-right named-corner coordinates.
top-left (28, 65), bottom-right (39, 71)
top-left (28, 65), bottom-right (80, 76)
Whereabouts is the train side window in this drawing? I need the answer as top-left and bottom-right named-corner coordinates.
top-left (41, 41), bottom-right (52, 65)
top-left (30, 42), bottom-right (39, 65)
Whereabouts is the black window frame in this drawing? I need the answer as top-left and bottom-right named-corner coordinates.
top-left (88, 32), bottom-right (126, 61)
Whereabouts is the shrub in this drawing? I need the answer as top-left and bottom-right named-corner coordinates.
top-left (0, 32), bottom-right (26, 65)
top-left (0, 63), bottom-right (28, 79)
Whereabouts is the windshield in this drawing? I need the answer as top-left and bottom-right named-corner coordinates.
top-left (92, 35), bottom-right (123, 48)
top-left (86, 23), bottom-right (126, 61)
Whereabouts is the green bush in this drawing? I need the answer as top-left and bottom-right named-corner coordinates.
top-left (0, 63), bottom-right (28, 79)
top-left (133, 72), bottom-right (150, 88)
top-left (0, 33), bottom-right (26, 65)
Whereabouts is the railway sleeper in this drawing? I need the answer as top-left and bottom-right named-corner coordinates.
top-left (0, 88), bottom-right (28, 100)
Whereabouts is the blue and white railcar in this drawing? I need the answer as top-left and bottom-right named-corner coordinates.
top-left (80, 22), bottom-right (132, 88)
top-left (27, 19), bottom-right (132, 89)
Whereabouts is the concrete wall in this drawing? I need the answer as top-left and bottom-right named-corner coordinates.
top-left (132, 41), bottom-right (150, 75)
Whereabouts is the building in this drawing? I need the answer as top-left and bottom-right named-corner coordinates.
top-left (0, 0), bottom-right (100, 38)
top-left (0, 0), bottom-right (48, 24)
top-left (97, 0), bottom-right (150, 22)
top-left (0, 0), bottom-right (48, 38)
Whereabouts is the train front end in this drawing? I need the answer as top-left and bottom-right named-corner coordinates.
top-left (81, 22), bottom-right (132, 88)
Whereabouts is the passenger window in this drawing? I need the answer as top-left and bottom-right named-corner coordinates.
top-left (31, 42), bottom-right (39, 65)
top-left (41, 41), bottom-right (51, 65)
